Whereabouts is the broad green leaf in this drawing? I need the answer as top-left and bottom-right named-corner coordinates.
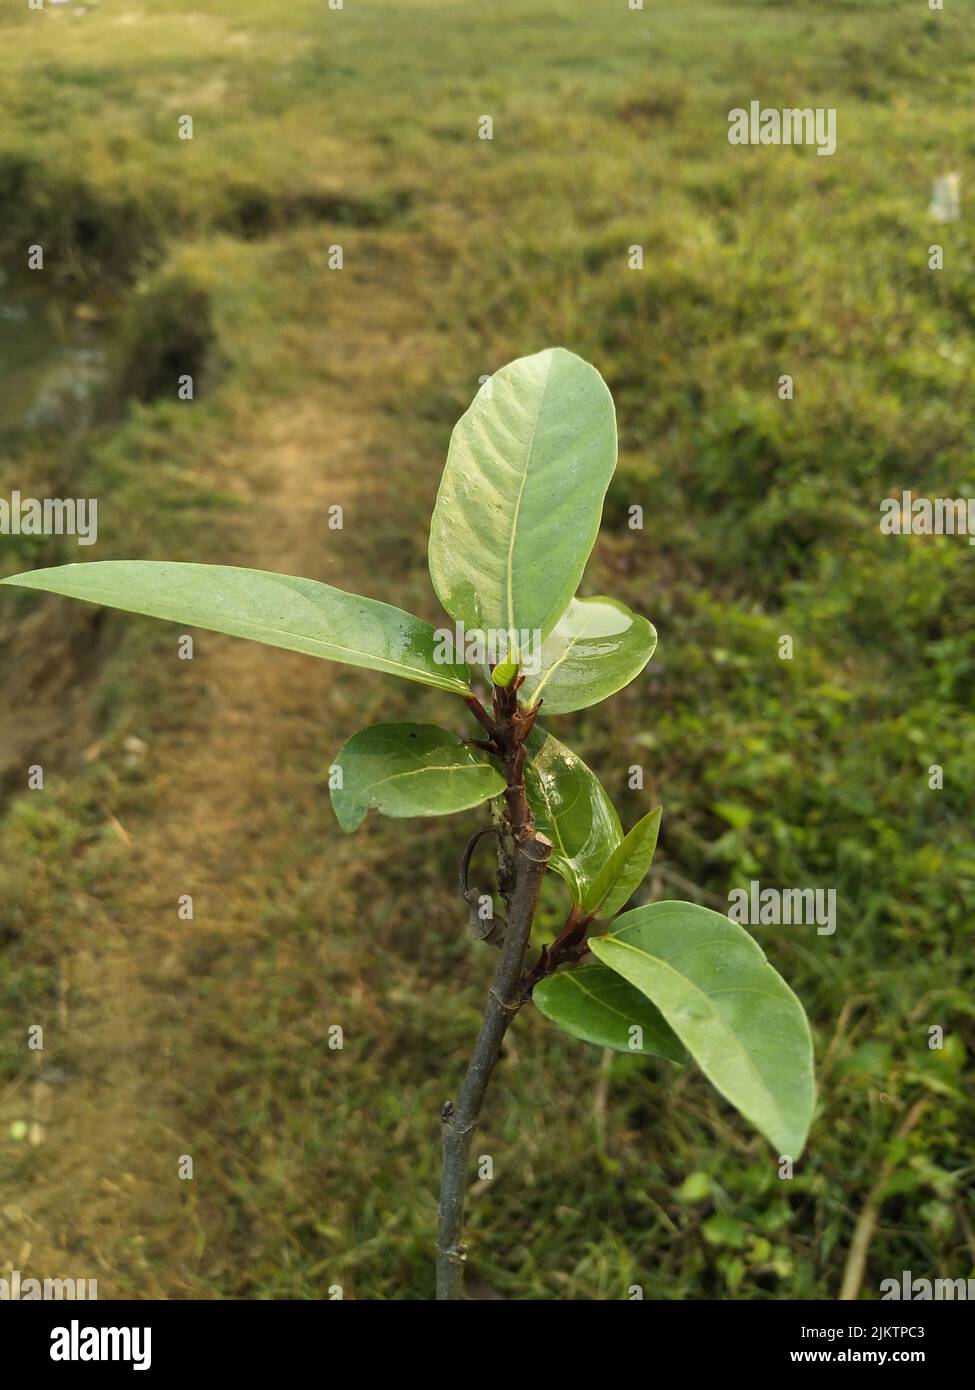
top-left (534, 964), bottom-right (687, 1062)
top-left (520, 596), bottom-right (656, 715)
top-left (330, 723), bottom-right (504, 831)
top-left (0, 562), bottom-right (471, 694)
top-left (582, 807), bottom-right (662, 919)
top-left (428, 348), bottom-right (617, 640)
top-left (590, 902), bottom-right (815, 1155)
top-left (524, 727), bottom-right (621, 904)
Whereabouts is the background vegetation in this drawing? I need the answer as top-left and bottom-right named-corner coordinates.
top-left (0, 0), bottom-right (972, 1299)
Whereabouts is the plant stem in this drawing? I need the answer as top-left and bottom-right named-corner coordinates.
top-left (436, 827), bottom-right (551, 1300)
top-left (437, 681), bottom-right (549, 1300)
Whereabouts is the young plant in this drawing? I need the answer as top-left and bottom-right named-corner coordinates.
top-left (1, 348), bottom-right (814, 1300)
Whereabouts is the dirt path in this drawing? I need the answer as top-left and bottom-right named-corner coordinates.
top-left (1, 256), bottom-right (449, 1294)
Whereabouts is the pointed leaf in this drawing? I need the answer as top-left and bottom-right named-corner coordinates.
top-left (1, 562), bottom-right (471, 694)
top-left (520, 596), bottom-right (656, 715)
top-left (330, 723), bottom-right (504, 832)
top-left (590, 901), bottom-right (815, 1155)
top-left (582, 807), bottom-right (662, 919)
top-left (534, 964), bottom-right (687, 1062)
top-left (428, 348), bottom-right (617, 640)
top-left (524, 727), bottom-right (621, 904)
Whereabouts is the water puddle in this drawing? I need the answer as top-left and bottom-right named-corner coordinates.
top-left (0, 272), bottom-right (110, 434)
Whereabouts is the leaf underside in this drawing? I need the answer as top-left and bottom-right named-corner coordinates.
top-left (591, 901), bottom-right (815, 1155)
top-left (519, 595), bottom-right (656, 716)
top-left (428, 347), bottom-right (618, 640)
top-left (534, 963), bottom-right (687, 1062)
top-left (582, 806), bottom-right (662, 919)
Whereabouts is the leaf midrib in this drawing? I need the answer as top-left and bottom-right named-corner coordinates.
top-left (355, 757), bottom-right (497, 812)
top-left (562, 971), bottom-right (649, 1030)
top-left (211, 614), bottom-right (466, 689)
top-left (4, 570), bottom-right (471, 693)
top-left (529, 601), bottom-right (600, 704)
top-left (503, 351), bottom-right (553, 633)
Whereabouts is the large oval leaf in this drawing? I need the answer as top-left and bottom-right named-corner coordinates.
top-left (524, 727), bottom-right (621, 904)
top-left (590, 902), bottom-right (815, 1155)
top-left (534, 964), bottom-right (687, 1062)
top-left (330, 723), bottom-right (504, 831)
top-left (520, 596), bottom-right (656, 715)
top-left (1, 563), bottom-right (471, 694)
top-left (428, 348), bottom-right (617, 641)
top-left (582, 806), bottom-right (662, 919)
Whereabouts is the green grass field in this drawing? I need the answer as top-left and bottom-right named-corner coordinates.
top-left (0, 0), bottom-right (972, 1299)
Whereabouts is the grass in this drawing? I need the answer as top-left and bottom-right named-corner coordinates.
top-left (0, 0), bottom-right (972, 1299)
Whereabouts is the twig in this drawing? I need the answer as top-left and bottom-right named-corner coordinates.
top-left (460, 827), bottom-right (507, 947)
top-left (647, 866), bottom-right (726, 911)
top-left (436, 830), bottom-right (551, 1299)
top-left (521, 903), bottom-right (593, 996)
top-left (436, 680), bottom-right (550, 1300)
top-left (838, 1097), bottom-right (928, 1301)
top-left (459, 825), bottom-right (501, 896)
top-left (819, 994), bottom-right (874, 1082)
top-left (592, 1047), bottom-right (620, 1174)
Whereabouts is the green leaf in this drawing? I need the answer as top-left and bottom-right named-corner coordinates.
top-left (330, 723), bottom-right (504, 832)
top-left (0, 562), bottom-right (471, 694)
top-left (533, 964), bottom-right (687, 1062)
top-left (582, 806), bottom-right (662, 918)
top-left (676, 1172), bottom-right (712, 1203)
top-left (428, 347), bottom-right (617, 640)
top-left (590, 901), bottom-right (815, 1155)
top-left (524, 727), bottom-right (621, 903)
top-left (519, 596), bottom-right (656, 716)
